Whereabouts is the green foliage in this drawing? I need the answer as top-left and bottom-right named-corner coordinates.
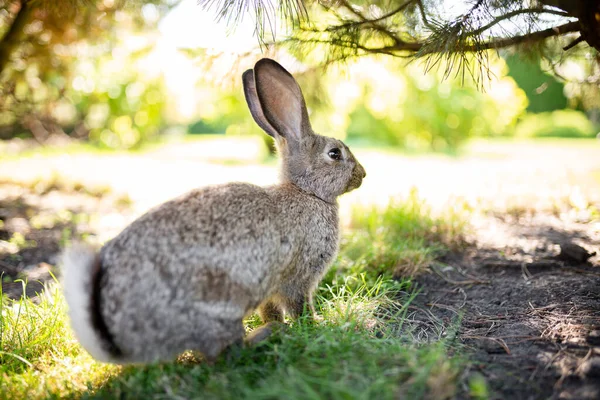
top-left (0, 284), bottom-right (117, 399)
top-left (514, 110), bottom-right (597, 138)
top-left (344, 58), bottom-right (528, 151)
top-left (329, 190), bottom-right (469, 281)
top-left (0, 1), bottom-right (172, 147)
top-left (347, 78), bottom-right (505, 151)
top-left (7, 232), bottom-right (36, 251)
top-left (78, 74), bottom-right (168, 149)
top-left (188, 93), bottom-right (256, 136)
top-left (1, 0), bottom-right (597, 152)
top-left (188, 120), bottom-right (225, 134)
top-left (90, 331), bottom-right (457, 400)
top-left (279, 0), bottom-right (595, 93)
top-left (504, 54), bottom-right (568, 113)
top-left (468, 373), bottom-right (490, 400)
top-left (347, 104), bottom-right (401, 146)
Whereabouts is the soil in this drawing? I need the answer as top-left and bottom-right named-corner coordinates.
top-left (412, 211), bottom-right (600, 400)
top-left (1, 179), bottom-right (599, 400)
top-left (0, 181), bottom-right (133, 299)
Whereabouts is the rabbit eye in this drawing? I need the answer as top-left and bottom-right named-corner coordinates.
top-left (328, 148), bottom-right (342, 161)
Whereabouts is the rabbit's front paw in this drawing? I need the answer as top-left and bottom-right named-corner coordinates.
top-left (258, 301), bottom-right (284, 323)
top-left (285, 294), bottom-right (316, 320)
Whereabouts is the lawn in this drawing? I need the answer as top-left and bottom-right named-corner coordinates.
top-left (1, 137), bottom-right (599, 399)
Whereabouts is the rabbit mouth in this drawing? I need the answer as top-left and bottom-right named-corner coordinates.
top-left (345, 164), bottom-right (366, 192)
top-left (345, 176), bottom-right (364, 192)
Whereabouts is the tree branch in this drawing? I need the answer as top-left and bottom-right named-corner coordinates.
top-left (563, 35), bottom-right (585, 50)
top-left (365, 0), bottom-right (416, 25)
top-left (333, 0), bottom-right (416, 30)
top-left (453, 20), bottom-right (581, 52)
top-left (469, 7), bottom-right (571, 38)
top-left (415, 0), bottom-right (437, 31)
top-left (375, 21), bottom-right (580, 55)
top-left (0, 1), bottom-right (32, 76)
top-left (295, 20), bottom-right (581, 57)
top-left (324, 0), bottom-right (418, 48)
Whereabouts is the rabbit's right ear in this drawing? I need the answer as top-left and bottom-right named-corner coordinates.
top-left (242, 69), bottom-right (279, 138)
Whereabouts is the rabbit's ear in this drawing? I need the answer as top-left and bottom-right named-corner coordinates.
top-left (252, 58), bottom-right (311, 142)
top-left (242, 69), bottom-right (278, 138)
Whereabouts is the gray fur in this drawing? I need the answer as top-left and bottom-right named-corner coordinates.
top-left (62, 58), bottom-right (366, 364)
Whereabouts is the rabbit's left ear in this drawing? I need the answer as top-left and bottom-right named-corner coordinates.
top-left (251, 58), bottom-right (312, 142)
top-left (242, 69), bottom-right (279, 138)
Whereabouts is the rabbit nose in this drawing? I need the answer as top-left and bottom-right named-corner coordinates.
top-left (357, 164), bottom-right (366, 179)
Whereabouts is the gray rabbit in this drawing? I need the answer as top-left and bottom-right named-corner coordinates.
top-left (62, 58), bottom-right (366, 364)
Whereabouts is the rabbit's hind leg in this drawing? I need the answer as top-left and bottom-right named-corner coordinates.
top-left (245, 321), bottom-right (284, 345)
top-left (193, 317), bottom-right (246, 362)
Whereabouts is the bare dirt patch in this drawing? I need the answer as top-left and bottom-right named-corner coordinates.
top-left (0, 181), bottom-right (133, 299)
top-left (412, 211), bottom-right (600, 399)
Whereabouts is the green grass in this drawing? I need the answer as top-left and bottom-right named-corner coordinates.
top-left (0, 281), bottom-right (117, 399)
top-left (1, 278), bottom-right (461, 400)
top-left (332, 189), bottom-right (469, 280)
top-left (0, 196), bottom-right (468, 400)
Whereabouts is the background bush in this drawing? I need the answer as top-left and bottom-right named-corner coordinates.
top-left (514, 110), bottom-right (597, 139)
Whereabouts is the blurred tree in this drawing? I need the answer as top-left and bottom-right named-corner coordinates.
top-left (504, 53), bottom-right (567, 113)
top-left (341, 57), bottom-right (527, 150)
top-left (0, 0), bottom-right (176, 145)
top-left (0, 1), bottom-right (175, 76)
top-left (513, 109), bottom-right (596, 138)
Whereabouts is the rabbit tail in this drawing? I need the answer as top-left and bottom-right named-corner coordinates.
top-left (62, 244), bottom-right (122, 363)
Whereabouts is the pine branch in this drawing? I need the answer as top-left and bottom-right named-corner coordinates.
top-left (469, 7), bottom-right (571, 37)
top-left (293, 20), bottom-right (580, 56)
top-left (415, 0), bottom-right (438, 31)
top-left (198, 0), bottom-right (308, 40)
top-left (332, 0), bottom-right (416, 30)
top-left (444, 20), bottom-right (580, 52)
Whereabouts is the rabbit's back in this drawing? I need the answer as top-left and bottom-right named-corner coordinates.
top-left (97, 183), bottom-right (289, 361)
top-left (102, 182), bottom-right (286, 285)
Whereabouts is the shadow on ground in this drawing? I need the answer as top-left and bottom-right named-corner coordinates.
top-left (411, 211), bottom-right (600, 400)
top-left (0, 181), bottom-right (131, 299)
